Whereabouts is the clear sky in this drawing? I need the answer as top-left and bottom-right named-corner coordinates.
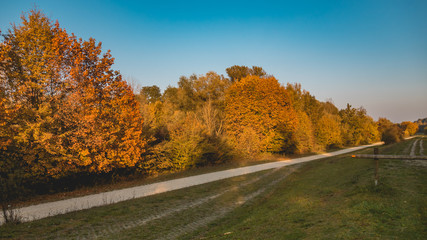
top-left (1, 0), bottom-right (426, 123)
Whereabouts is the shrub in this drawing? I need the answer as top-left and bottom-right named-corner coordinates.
top-left (382, 125), bottom-right (403, 144)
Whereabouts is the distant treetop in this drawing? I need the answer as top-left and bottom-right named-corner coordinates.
top-left (225, 65), bottom-right (267, 82)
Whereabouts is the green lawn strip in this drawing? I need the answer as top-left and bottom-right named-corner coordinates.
top-left (183, 140), bottom-right (426, 239)
top-left (0, 169), bottom-right (278, 239)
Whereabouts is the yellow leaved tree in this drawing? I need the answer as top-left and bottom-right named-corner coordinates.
top-left (225, 76), bottom-right (297, 155)
top-left (0, 10), bottom-right (146, 180)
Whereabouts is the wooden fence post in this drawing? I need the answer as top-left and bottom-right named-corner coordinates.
top-left (374, 148), bottom-right (379, 186)
top-left (351, 148), bottom-right (427, 187)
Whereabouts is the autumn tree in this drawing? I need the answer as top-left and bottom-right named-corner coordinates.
top-left (400, 121), bottom-right (418, 136)
top-left (376, 118), bottom-right (404, 144)
top-left (54, 27), bottom-right (146, 174)
top-left (322, 101), bottom-right (340, 115)
top-left (286, 84), bottom-right (324, 129)
top-left (285, 83), bottom-right (342, 151)
top-left (315, 113), bottom-right (342, 149)
top-left (293, 110), bottom-right (315, 153)
top-left (415, 118), bottom-right (427, 134)
top-left (225, 65), bottom-right (266, 82)
top-left (377, 117), bottom-right (394, 135)
top-left (192, 71), bottom-right (231, 108)
top-left (0, 9), bottom-right (72, 179)
top-left (137, 72), bottom-right (233, 171)
top-left (0, 10), bottom-right (146, 179)
top-left (339, 104), bottom-right (380, 146)
top-left (225, 75), bottom-right (297, 154)
top-left (382, 125), bottom-right (403, 144)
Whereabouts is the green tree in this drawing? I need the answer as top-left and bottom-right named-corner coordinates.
top-left (140, 85), bottom-right (161, 103)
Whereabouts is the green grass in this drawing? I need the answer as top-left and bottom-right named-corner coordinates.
top-left (422, 136), bottom-right (427, 155)
top-left (0, 168), bottom-right (287, 239)
top-left (182, 139), bottom-right (427, 239)
top-left (1, 138), bottom-right (426, 239)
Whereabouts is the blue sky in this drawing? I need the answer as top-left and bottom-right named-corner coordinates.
top-left (1, 0), bottom-right (426, 123)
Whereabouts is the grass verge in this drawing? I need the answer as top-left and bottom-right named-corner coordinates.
top-left (182, 138), bottom-right (426, 239)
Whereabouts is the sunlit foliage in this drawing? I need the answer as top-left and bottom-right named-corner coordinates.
top-left (0, 10), bottom-right (146, 179)
top-left (376, 117), bottom-right (404, 144)
top-left (315, 113), bottom-right (342, 148)
top-left (339, 104), bottom-right (380, 146)
top-left (136, 72), bottom-right (233, 171)
top-left (225, 76), bottom-right (297, 154)
top-left (225, 65), bottom-right (266, 82)
top-left (0, 9), bottom-right (391, 206)
top-left (400, 121), bottom-right (418, 136)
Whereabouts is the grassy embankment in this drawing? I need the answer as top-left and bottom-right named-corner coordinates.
top-left (0, 137), bottom-right (425, 239)
top-left (183, 137), bottom-right (427, 239)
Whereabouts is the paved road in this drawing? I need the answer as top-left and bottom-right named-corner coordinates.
top-left (1, 142), bottom-right (383, 225)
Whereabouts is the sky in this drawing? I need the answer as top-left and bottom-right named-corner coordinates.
top-left (1, 0), bottom-right (426, 123)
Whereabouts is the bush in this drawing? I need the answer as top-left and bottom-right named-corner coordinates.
top-left (382, 125), bottom-right (403, 144)
top-left (0, 167), bottom-right (25, 224)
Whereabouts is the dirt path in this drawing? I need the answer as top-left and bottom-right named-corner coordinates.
top-left (408, 138), bottom-right (424, 156)
top-left (0, 142), bottom-right (382, 226)
top-left (405, 137), bottom-right (427, 167)
top-left (410, 139), bottom-right (419, 156)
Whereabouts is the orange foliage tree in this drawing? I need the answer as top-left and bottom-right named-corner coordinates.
top-left (0, 10), bottom-right (146, 178)
top-left (225, 76), bottom-right (297, 154)
top-left (61, 36), bottom-right (146, 174)
top-left (400, 121), bottom-right (418, 136)
top-left (0, 10), bottom-right (68, 179)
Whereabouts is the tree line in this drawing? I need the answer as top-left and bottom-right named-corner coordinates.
top-left (0, 10), bottom-right (420, 213)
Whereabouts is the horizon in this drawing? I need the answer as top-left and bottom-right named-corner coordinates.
top-left (1, 0), bottom-right (426, 123)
